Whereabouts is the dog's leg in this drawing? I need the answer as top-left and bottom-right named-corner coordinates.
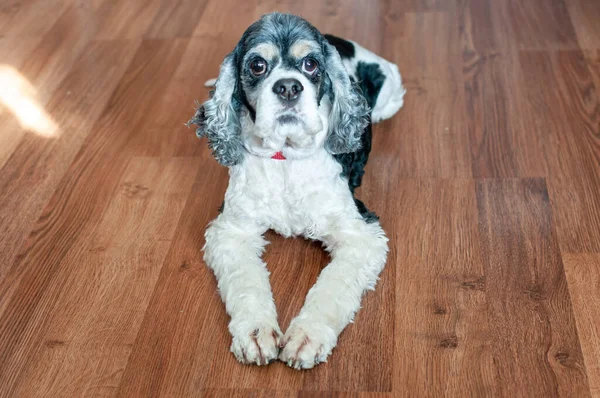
top-left (204, 215), bottom-right (281, 365)
top-left (279, 219), bottom-right (388, 369)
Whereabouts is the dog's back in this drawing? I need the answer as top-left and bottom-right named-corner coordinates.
top-left (325, 34), bottom-right (405, 222)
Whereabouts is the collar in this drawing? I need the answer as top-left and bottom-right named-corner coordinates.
top-left (271, 151), bottom-right (286, 160)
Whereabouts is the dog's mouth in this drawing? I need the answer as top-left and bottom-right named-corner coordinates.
top-left (276, 114), bottom-right (301, 125)
top-left (284, 138), bottom-right (296, 148)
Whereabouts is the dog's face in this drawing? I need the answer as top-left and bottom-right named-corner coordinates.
top-left (190, 13), bottom-right (369, 165)
top-left (239, 32), bottom-right (329, 159)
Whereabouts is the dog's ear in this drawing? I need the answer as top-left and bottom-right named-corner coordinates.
top-left (321, 40), bottom-right (370, 155)
top-left (188, 48), bottom-right (245, 166)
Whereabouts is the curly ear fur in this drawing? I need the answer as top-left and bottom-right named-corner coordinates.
top-left (322, 41), bottom-right (370, 155)
top-left (188, 51), bottom-right (245, 167)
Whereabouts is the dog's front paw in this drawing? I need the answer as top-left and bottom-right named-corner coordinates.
top-left (279, 320), bottom-right (337, 370)
top-left (231, 325), bottom-right (282, 366)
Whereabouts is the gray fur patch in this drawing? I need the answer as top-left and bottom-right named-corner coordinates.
top-left (323, 42), bottom-right (370, 154)
top-left (188, 53), bottom-right (246, 167)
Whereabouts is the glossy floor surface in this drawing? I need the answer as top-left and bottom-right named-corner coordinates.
top-left (0, 0), bottom-right (599, 396)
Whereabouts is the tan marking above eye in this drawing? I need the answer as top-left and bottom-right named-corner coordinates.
top-left (290, 40), bottom-right (317, 58)
top-left (253, 43), bottom-right (279, 60)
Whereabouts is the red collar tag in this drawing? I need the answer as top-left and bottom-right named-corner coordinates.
top-left (271, 151), bottom-right (286, 160)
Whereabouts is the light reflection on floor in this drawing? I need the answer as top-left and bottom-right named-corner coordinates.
top-left (0, 64), bottom-right (59, 138)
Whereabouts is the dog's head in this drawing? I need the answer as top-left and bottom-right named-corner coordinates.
top-left (189, 13), bottom-right (370, 165)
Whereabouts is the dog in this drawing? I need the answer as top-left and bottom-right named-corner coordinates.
top-left (188, 12), bottom-right (405, 370)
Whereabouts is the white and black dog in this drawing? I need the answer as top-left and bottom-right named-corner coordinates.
top-left (188, 13), bottom-right (405, 370)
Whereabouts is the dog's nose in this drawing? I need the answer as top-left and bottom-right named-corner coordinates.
top-left (272, 78), bottom-right (303, 103)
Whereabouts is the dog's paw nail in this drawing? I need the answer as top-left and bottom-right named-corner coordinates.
top-left (231, 325), bottom-right (282, 366)
top-left (279, 323), bottom-right (335, 370)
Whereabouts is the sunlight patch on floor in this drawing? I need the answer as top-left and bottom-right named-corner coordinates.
top-left (0, 64), bottom-right (59, 138)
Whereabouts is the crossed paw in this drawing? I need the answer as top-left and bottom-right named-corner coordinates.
top-left (230, 319), bottom-right (337, 370)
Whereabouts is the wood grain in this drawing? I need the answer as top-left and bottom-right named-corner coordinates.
top-left (0, 0), bottom-right (72, 37)
top-left (145, 0), bottom-right (210, 39)
top-left (114, 156), bottom-right (230, 397)
top-left (11, 157), bottom-right (200, 397)
top-left (391, 179), bottom-right (495, 397)
top-left (563, 254), bottom-right (600, 397)
top-left (93, 0), bottom-right (163, 40)
top-left (0, 3), bottom-right (98, 169)
top-left (0, 40), bottom-right (139, 287)
top-left (476, 178), bottom-right (590, 397)
top-left (507, 0), bottom-right (579, 50)
top-left (459, 1), bottom-right (547, 178)
top-left (1, 0), bottom-right (600, 396)
top-left (518, 50), bottom-right (600, 253)
top-left (0, 39), bottom-right (188, 396)
top-left (565, 0), bottom-right (600, 50)
top-left (378, 10), bottom-right (472, 178)
top-left (586, 49), bottom-right (600, 96)
top-left (462, 50), bottom-right (547, 177)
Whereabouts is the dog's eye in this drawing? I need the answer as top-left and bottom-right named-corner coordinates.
top-left (250, 58), bottom-right (267, 76)
top-left (302, 58), bottom-right (318, 74)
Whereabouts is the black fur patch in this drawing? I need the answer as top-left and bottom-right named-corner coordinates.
top-left (356, 62), bottom-right (386, 109)
top-left (333, 61), bottom-right (386, 223)
top-left (334, 122), bottom-right (378, 222)
top-left (324, 34), bottom-right (355, 59)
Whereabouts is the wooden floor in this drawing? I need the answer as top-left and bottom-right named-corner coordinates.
top-left (0, 0), bottom-right (599, 396)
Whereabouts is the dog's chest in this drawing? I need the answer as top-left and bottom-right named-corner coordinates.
top-left (225, 150), bottom-right (356, 236)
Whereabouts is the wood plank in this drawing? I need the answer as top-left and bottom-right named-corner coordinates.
top-left (286, 0), bottom-right (386, 52)
top-left (518, 51), bottom-right (600, 253)
top-left (507, 0), bottom-right (579, 50)
top-left (585, 49), bottom-right (600, 105)
top-left (202, 389), bottom-right (298, 398)
top-left (11, 157), bottom-right (199, 397)
top-left (114, 156), bottom-right (231, 397)
top-left (11, 3), bottom-right (99, 103)
top-left (144, 0), bottom-right (209, 38)
top-left (126, 37), bottom-right (221, 157)
top-left (458, 0), bottom-right (579, 53)
top-left (563, 254), bottom-right (600, 398)
top-left (0, 36), bottom-right (43, 68)
top-left (192, 0), bottom-right (293, 46)
top-left (459, 0), bottom-right (548, 178)
top-left (390, 0), bottom-right (450, 12)
top-left (1, 0), bottom-right (599, 396)
top-left (0, 3), bottom-right (99, 170)
top-left (298, 393), bottom-right (392, 398)
top-left (0, 37), bottom-right (44, 170)
top-left (198, 391), bottom-right (393, 398)
top-left (463, 49), bottom-right (549, 177)
top-left (376, 11), bottom-right (472, 178)
top-left (0, 39), bottom-right (139, 289)
top-left (0, 39), bottom-right (189, 396)
top-left (565, 0), bottom-right (600, 50)
top-left (94, 0), bottom-right (162, 40)
top-left (476, 178), bottom-right (590, 397)
top-left (456, 0), bottom-right (503, 53)
top-left (391, 179), bottom-right (495, 397)
top-left (0, 0), bottom-right (72, 37)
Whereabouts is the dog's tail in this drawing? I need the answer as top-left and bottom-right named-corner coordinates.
top-left (325, 34), bottom-right (406, 123)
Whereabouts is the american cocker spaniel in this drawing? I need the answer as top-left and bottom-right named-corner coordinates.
top-left (188, 12), bottom-right (405, 370)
